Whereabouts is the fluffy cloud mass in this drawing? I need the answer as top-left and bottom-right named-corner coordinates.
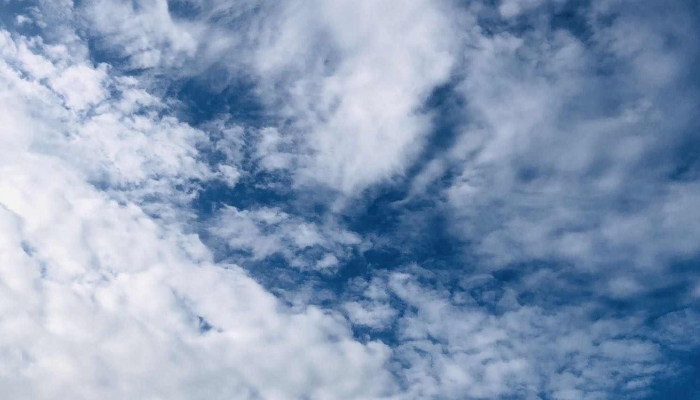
top-left (0, 0), bottom-right (699, 399)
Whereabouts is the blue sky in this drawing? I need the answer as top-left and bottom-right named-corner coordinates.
top-left (0, 0), bottom-right (699, 399)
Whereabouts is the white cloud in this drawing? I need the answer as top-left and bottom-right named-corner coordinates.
top-left (343, 301), bottom-right (398, 330)
top-left (209, 205), bottom-right (361, 272)
top-left (83, 0), bottom-right (202, 69)
top-left (258, 0), bottom-right (457, 193)
top-left (1, 1), bottom-right (699, 399)
top-left (0, 189), bottom-right (396, 399)
top-left (342, 276), bottom-right (399, 330)
top-left (49, 63), bottom-right (109, 111)
top-left (653, 308), bottom-right (700, 351)
top-left (78, 0), bottom-right (459, 194)
top-left (498, 0), bottom-right (546, 19)
top-left (15, 14), bottom-right (31, 26)
top-left (255, 127), bottom-right (295, 171)
top-left (0, 28), bottom-right (219, 222)
top-left (365, 272), bottom-right (673, 399)
top-left (216, 164), bottom-right (242, 187)
top-left (438, 0), bottom-right (700, 294)
top-left (0, 24), bottom-right (398, 400)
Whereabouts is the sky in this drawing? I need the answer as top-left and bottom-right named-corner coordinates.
top-left (0, 0), bottom-right (699, 399)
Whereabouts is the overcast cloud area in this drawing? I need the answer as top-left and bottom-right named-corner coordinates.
top-left (0, 0), bottom-right (699, 399)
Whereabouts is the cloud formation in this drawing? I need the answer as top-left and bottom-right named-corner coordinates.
top-left (0, 0), bottom-right (699, 399)
top-left (441, 0), bottom-right (700, 294)
top-left (0, 16), bottom-right (395, 400)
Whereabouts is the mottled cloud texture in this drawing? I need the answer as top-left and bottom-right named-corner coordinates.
top-left (0, 0), bottom-right (699, 399)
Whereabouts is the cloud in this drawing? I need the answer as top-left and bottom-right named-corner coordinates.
top-left (1, 1), bottom-right (700, 399)
top-left (343, 270), bottom-right (679, 400)
top-left (498, 0), bottom-right (548, 19)
top-left (653, 308), bottom-right (700, 351)
top-left (437, 0), bottom-right (700, 295)
top-left (261, 0), bottom-right (456, 193)
top-left (0, 193), bottom-right (396, 399)
top-left (80, 0), bottom-right (459, 194)
top-left (209, 205), bottom-right (361, 272)
top-left (342, 276), bottom-right (399, 330)
top-left (82, 0), bottom-right (202, 69)
top-left (0, 21), bottom-right (398, 400)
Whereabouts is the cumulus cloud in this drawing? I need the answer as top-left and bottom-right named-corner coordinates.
top-left (0, 19), bottom-right (396, 400)
top-left (439, 0), bottom-right (700, 294)
top-left (81, 0), bottom-right (458, 194)
top-left (209, 205), bottom-right (361, 272)
top-left (0, 187), bottom-right (395, 399)
top-left (498, 0), bottom-right (548, 18)
top-left (83, 0), bottom-right (202, 69)
top-left (1, 0), bottom-right (700, 399)
top-left (0, 28), bottom-right (215, 222)
top-left (262, 0), bottom-right (456, 193)
top-left (342, 270), bottom-right (678, 399)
